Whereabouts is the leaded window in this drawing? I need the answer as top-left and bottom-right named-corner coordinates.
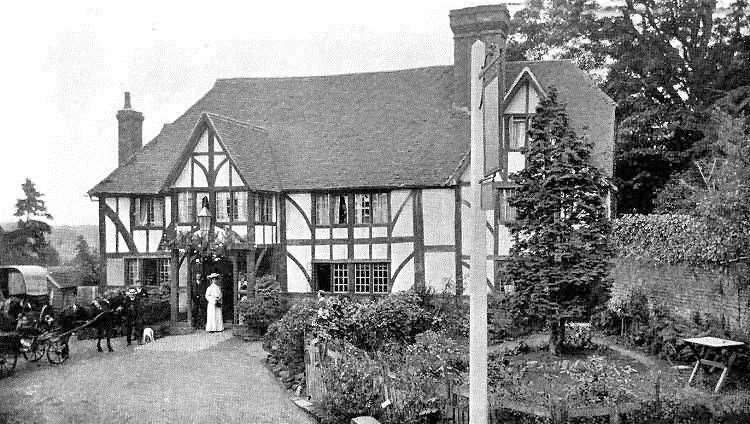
top-left (134, 198), bottom-right (164, 227)
top-left (315, 194), bottom-right (330, 226)
top-left (255, 193), bottom-right (275, 223)
top-left (332, 263), bottom-right (349, 293)
top-left (177, 192), bottom-right (195, 223)
top-left (354, 263), bottom-right (371, 293)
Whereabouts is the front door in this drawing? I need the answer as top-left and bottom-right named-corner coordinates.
top-left (205, 258), bottom-right (233, 323)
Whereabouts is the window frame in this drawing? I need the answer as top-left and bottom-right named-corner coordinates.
top-left (132, 197), bottom-right (165, 229)
top-left (504, 114), bottom-right (532, 152)
top-left (313, 192), bottom-right (389, 228)
top-left (255, 192), bottom-right (276, 225)
top-left (497, 187), bottom-right (518, 224)
top-left (123, 257), bottom-right (171, 286)
top-left (316, 261), bottom-right (390, 294)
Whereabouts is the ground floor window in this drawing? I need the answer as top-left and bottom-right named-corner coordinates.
top-left (314, 262), bottom-right (390, 294)
top-left (124, 257), bottom-right (170, 286)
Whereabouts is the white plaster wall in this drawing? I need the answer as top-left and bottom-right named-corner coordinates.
top-left (107, 258), bottom-right (124, 286)
top-left (461, 187), bottom-right (471, 255)
top-left (332, 244), bottom-right (347, 260)
top-left (508, 152), bottom-right (525, 174)
top-left (164, 197), bottom-right (171, 227)
top-left (231, 225), bottom-right (247, 238)
top-left (213, 139), bottom-right (224, 153)
top-left (505, 82), bottom-right (527, 114)
top-left (118, 197), bottom-right (131, 228)
top-left (287, 245), bottom-right (312, 293)
top-left (133, 231), bottom-right (147, 253)
top-left (315, 228), bottom-right (329, 239)
top-left (486, 259), bottom-right (495, 287)
top-left (105, 197), bottom-right (117, 211)
top-left (315, 246), bottom-right (330, 260)
top-left (353, 227), bottom-right (368, 239)
top-left (425, 252), bottom-right (455, 294)
top-left (486, 210), bottom-right (495, 258)
top-left (422, 189), bottom-right (454, 246)
top-left (215, 160), bottom-right (230, 186)
top-left (118, 234), bottom-right (129, 253)
top-left (105, 217), bottom-right (116, 253)
top-left (332, 228), bottom-right (347, 239)
top-left (193, 162), bottom-right (208, 187)
top-left (391, 190), bottom-right (413, 237)
top-left (391, 242), bottom-right (414, 292)
top-left (174, 163), bottom-right (191, 188)
top-left (254, 225), bottom-right (266, 244)
top-left (529, 86), bottom-right (541, 110)
top-left (195, 131), bottom-right (209, 152)
top-left (372, 227), bottom-right (386, 238)
top-left (231, 166), bottom-right (242, 187)
top-left (148, 230), bottom-right (162, 253)
top-left (354, 244), bottom-right (368, 259)
top-left (372, 244), bottom-right (387, 259)
top-left (286, 194), bottom-right (312, 240)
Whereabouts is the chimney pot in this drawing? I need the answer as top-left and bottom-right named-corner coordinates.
top-left (124, 92), bottom-right (131, 109)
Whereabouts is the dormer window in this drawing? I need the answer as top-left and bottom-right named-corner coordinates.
top-left (509, 117), bottom-right (528, 150)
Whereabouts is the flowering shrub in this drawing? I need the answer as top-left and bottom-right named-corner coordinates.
top-left (239, 287), bottom-right (287, 335)
top-left (563, 322), bottom-right (593, 351)
top-left (263, 299), bottom-right (317, 376)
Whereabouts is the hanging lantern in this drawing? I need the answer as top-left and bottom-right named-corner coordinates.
top-left (198, 205), bottom-right (211, 233)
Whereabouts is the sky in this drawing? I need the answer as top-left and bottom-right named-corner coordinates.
top-left (3, 0), bottom-right (530, 226)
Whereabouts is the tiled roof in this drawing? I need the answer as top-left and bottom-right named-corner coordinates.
top-left (90, 62), bottom-right (614, 195)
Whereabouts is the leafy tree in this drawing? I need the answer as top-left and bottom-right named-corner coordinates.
top-left (72, 235), bottom-right (102, 285)
top-left (507, 0), bottom-right (750, 213)
top-left (14, 178), bottom-right (53, 224)
top-left (507, 89), bottom-right (613, 354)
top-left (0, 179), bottom-right (58, 265)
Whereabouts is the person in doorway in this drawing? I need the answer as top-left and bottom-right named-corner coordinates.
top-left (191, 272), bottom-right (207, 329)
top-left (205, 273), bottom-right (224, 332)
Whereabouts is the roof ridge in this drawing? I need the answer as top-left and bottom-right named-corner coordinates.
top-left (214, 64), bottom-right (452, 82)
top-left (204, 112), bottom-right (267, 133)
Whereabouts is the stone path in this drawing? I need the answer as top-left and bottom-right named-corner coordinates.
top-left (0, 332), bottom-right (315, 424)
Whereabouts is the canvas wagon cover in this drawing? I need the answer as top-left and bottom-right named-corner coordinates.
top-left (0, 265), bottom-right (49, 296)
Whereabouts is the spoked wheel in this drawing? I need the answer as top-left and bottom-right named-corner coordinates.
top-left (22, 340), bottom-right (46, 362)
top-left (46, 340), bottom-right (69, 365)
top-left (0, 351), bottom-right (18, 377)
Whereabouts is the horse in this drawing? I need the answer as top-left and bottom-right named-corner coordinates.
top-left (57, 291), bottom-right (126, 352)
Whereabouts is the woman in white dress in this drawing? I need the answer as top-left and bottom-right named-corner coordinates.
top-left (205, 273), bottom-right (224, 332)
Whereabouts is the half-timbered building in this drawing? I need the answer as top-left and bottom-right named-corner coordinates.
top-left (89, 4), bottom-right (615, 324)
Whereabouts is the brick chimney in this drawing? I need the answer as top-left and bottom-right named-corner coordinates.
top-left (449, 5), bottom-right (510, 110)
top-left (116, 92), bottom-right (143, 166)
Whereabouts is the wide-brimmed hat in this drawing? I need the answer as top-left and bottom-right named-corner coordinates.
top-left (207, 272), bottom-right (221, 280)
top-left (127, 288), bottom-right (137, 295)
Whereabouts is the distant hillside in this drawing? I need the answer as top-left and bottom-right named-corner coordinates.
top-left (1, 222), bottom-right (98, 264)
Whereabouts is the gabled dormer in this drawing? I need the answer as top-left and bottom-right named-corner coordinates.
top-left (502, 67), bottom-right (545, 175)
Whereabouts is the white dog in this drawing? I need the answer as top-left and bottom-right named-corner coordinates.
top-left (141, 327), bottom-right (155, 344)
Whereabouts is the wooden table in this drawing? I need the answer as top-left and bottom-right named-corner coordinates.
top-left (683, 336), bottom-right (745, 392)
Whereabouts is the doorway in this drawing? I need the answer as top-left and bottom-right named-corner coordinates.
top-left (204, 258), bottom-right (234, 323)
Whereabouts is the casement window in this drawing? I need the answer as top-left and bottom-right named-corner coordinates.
top-left (355, 193), bottom-right (387, 225)
top-left (216, 191), bottom-right (249, 222)
top-left (316, 192), bottom-right (387, 227)
top-left (177, 192), bottom-right (195, 223)
top-left (315, 194), bottom-right (330, 226)
top-left (255, 193), bottom-right (275, 224)
top-left (498, 189), bottom-right (518, 223)
top-left (507, 116), bottom-right (529, 150)
top-left (134, 198), bottom-right (164, 227)
top-left (124, 258), bottom-right (170, 286)
top-left (333, 194), bottom-right (348, 225)
top-left (315, 262), bottom-right (390, 294)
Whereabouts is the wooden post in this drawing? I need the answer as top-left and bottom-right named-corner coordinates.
top-left (247, 250), bottom-right (256, 297)
top-left (169, 249), bottom-right (179, 324)
top-left (469, 39), bottom-right (488, 424)
top-left (186, 252), bottom-right (193, 326)
top-left (231, 252), bottom-right (239, 324)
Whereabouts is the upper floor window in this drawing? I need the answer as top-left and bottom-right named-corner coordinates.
top-left (255, 193), bottom-right (275, 224)
top-left (216, 191), bottom-right (249, 223)
top-left (508, 116), bottom-right (528, 150)
top-left (134, 197), bottom-right (164, 227)
top-left (498, 188), bottom-right (518, 224)
top-left (177, 192), bottom-right (195, 223)
top-left (315, 192), bottom-right (387, 227)
top-left (355, 193), bottom-right (387, 225)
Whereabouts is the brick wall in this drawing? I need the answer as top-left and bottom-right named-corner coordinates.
top-left (612, 259), bottom-right (750, 333)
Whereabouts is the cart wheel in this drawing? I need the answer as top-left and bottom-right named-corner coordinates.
top-left (0, 351), bottom-right (18, 377)
top-left (46, 341), bottom-right (69, 365)
top-left (22, 342), bottom-right (46, 362)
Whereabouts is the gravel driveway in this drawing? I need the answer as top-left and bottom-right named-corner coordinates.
top-left (0, 332), bottom-right (315, 424)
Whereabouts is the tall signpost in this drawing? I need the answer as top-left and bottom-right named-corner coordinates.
top-left (469, 39), bottom-right (488, 424)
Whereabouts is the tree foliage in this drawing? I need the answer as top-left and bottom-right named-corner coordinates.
top-left (72, 235), bottom-right (102, 285)
top-left (0, 179), bottom-right (58, 266)
top-left (507, 0), bottom-right (750, 213)
top-left (506, 89), bottom-right (613, 354)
